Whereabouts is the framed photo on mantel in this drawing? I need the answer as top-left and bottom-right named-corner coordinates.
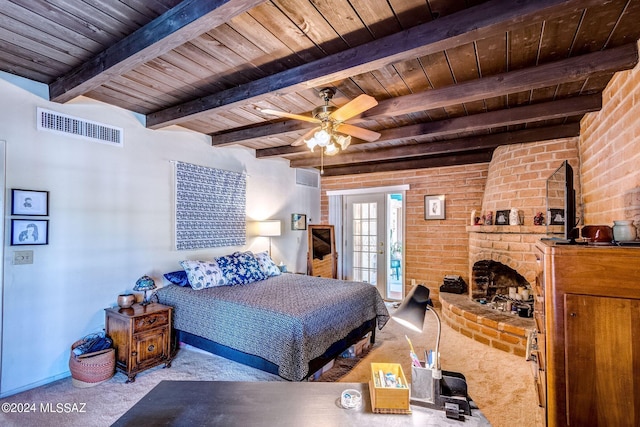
top-left (495, 210), bottom-right (510, 225)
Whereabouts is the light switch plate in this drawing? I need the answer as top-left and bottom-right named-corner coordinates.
top-left (13, 250), bottom-right (33, 265)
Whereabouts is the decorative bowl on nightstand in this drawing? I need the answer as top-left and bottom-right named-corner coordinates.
top-left (117, 294), bottom-right (136, 308)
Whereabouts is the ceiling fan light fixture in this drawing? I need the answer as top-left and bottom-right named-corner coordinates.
top-left (305, 137), bottom-right (318, 151)
top-left (314, 129), bottom-right (331, 147)
top-left (335, 134), bottom-right (351, 150)
top-left (324, 142), bottom-right (339, 156)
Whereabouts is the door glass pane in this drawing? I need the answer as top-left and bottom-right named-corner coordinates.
top-left (352, 202), bottom-right (377, 285)
top-left (388, 193), bottom-right (403, 300)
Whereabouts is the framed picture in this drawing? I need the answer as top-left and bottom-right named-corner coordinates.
top-left (495, 210), bottom-right (510, 225)
top-left (12, 189), bottom-right (49, 216)
top-left (549, 209), bottom-right (565, 225)
top-left (291, 213), bottom-right (307, 230)
top-left (424, 195), bottom-right (445, 220)
top-left (11, 219), bottom-right (49, 245)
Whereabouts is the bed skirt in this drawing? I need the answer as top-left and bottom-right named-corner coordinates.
top-left (175, 318), bottom-right (377, 380)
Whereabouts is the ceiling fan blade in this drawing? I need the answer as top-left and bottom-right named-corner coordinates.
top-left (330, 94), bottom-right (378, 122)
top-left (336, 123), bottom-right (381, 142)
top-left (291, 127), bottom-right (320, 146)
top-left (257, 107), bottom-right (320, 124)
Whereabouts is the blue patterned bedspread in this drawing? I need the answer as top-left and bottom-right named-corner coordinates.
top-left (155, 274), bottom-right (389, 381)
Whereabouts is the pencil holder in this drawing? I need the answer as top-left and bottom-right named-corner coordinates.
top-left (411, 362), bottom-right (435, 403)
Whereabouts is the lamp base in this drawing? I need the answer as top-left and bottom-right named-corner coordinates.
top-left (410, 370), bottom-right (471, 417)
top-left (139, 291), bottom-right (152, 306)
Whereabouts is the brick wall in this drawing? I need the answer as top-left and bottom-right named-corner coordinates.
top-left (319, 41), bottom-right (640, 302)
top-left (470, 140), bottom-right (581, 289)
top-left (320, 164), bottom-right (488, 299)
top-left (580, 39), bottom-right (640, 230)
top-left (320, 139), bottom-right (580, 300)
top-left (481, 140), bottom-right (581, 223)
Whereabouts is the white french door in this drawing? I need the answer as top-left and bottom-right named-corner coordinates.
top-left (344, 194), bottom-right (386, 297)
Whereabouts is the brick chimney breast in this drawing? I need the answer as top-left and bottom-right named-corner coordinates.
top-left (467, 139), bottom-right (581, 299)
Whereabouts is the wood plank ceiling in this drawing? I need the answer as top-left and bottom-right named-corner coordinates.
top-left (1, 0), bottom-right (639, 176)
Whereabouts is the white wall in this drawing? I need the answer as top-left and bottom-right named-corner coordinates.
top-left (0, 75), bottom-right (319, 397)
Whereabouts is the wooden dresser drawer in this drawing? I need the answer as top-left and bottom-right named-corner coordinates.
top-left (133, 311), bottom-right (169, 332)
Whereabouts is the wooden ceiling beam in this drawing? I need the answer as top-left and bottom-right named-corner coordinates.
top-left (211, 120), bottom-right (315, 146)
top-left (223, 44), bottom-right (630, 145)
top-left (289, 123), bottom-right (580, 169)
top-left (318, 151), bottom-right (496, 177)
top-left (372, 94), bottom-right (599, 142)
top-left (147, 0), bottom-right (604, 129)
top-left (49, 0), bottom-right (266, 103)
top-left (257, 95), bottom-right (598, 158)
top-left (363, 44), bottom-right (636, 120)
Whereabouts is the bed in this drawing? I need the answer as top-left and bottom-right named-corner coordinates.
top-left (155, 270), bottom-right (389, 381)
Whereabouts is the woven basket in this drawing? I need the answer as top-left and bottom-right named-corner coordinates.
top-left (69, 340), bottom-right (115, 387)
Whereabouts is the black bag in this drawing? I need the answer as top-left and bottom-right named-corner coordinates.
top-left (72, 332), bottom-right (113, 357)
top-left (439, 275), bottom-right (467, 294)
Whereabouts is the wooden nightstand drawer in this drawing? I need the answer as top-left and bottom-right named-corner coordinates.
top-left (133, 311), bottom-right (169, 333)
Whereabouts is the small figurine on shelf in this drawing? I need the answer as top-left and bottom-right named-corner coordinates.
top-left (471, 209), bottom-right (482, 225)
top-left (533, 211), bottom-right (545, 226)
top-left (509, 208), bottom-right (520, 226)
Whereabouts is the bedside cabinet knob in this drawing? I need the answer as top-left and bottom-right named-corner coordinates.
top-left (148, 344), bottom-right (155, 352)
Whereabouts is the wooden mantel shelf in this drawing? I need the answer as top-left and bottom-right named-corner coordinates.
top-left (466, 225), bottom-right (562, 234)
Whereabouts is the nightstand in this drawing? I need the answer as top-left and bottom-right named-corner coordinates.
top-left (105, 302), bottom-right (173, 383)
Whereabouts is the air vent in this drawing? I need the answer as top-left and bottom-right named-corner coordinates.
top-left (37, 107), bottom-right (123, 147)
top-left (296, 168), bottom-right (320, 188)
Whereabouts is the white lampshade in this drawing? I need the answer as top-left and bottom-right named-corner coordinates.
top-left (314, 129), bottom-right (330, 146)
top-left (256, 220), bottom-right (281, 237)
top-left (335, 134), bottom-right (351, 150)
top-left (324, 142), bottom-right (339, 156)
top-left (305, 136), bottom-right (318, 151)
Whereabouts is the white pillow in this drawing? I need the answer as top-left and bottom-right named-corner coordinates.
top-left (253, 251), bottom-right (281, 277)
top-left (179, 260), bottom-right (227, 290)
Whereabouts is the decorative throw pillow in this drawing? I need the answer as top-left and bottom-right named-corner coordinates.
top-left (179, 260), bottom-right (227, 290)
top-left (215, 251), bottom-right (266, 285)
top-left (163, 270), bottom-right (190, 287)
top-left (254, 251), bottom-right (281, 277)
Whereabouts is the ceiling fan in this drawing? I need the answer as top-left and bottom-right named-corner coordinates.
top-left (257, 88), bottom-right (381, 155)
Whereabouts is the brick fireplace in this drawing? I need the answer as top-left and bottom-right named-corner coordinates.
top-left (439, 141), bottom-right (581, 355)
top-left (439, 225), bottom-right (546, 356)
top-left (471, 259), bottom-right (530, 300)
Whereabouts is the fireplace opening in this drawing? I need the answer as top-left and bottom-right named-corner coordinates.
top-left (471, 260), bottom-right (533, 317)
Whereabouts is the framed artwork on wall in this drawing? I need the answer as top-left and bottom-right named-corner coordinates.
top-left (424, 195), bottom-right (445, 220)
top-left (11, 189), bottom-right (49, 216)
top-left (11, 219), bottom-right (49, 245)
top-left (291, 213), bottom-right (307, 230)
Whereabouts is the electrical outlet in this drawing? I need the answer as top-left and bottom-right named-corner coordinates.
top-left (13, 250), bottom-right (33, 265)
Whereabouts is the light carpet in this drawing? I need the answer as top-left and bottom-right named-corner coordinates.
top-left (0, 309), bottom-right (544, 427)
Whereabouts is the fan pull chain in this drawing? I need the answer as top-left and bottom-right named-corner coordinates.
top-left (320, 148), bottom-right (324, 174)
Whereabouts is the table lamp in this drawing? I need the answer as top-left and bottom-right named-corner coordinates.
top-left (392, 284), bottom-right (471, 418)
top-left (256, 220), bottom-right (281, 257)
top-left (134, 275), bottom-right (156, 306)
